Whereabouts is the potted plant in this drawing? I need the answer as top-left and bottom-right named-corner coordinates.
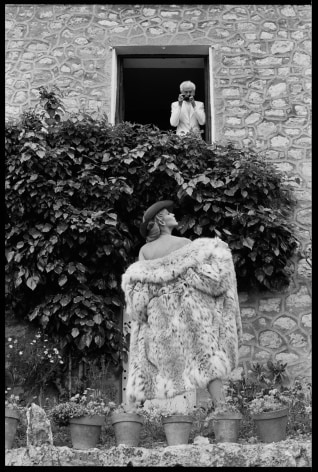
top-left (5, 391), bottom-right (22, 449)
top-left (207, 399), bottom-right (243, 443)
top-left (109, 402), bottom-right (144, 447)
top-left (248, 389), bottom-right (290, 443)
top-left (148, 404), bottom-right (195, 446)
top-left (49, 389), bottom-right (111, 449)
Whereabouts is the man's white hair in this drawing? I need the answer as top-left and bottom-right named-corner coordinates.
top-left (180, 80), bottom-right (196, 92)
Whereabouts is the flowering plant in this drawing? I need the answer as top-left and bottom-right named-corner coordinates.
top-left (248, 389), bottom-right (290, 416)
top-left (209, 399), bottom-right (242, 419)
top-left (5, 392), bottom-right (21, 410)
top-left (108, 402), bottom-right (145, 415)
top-left (140, 403), bottom-right (198, 422)
top-left (5, 330), bottom-right (64, 397)
top-left (49, 389), bottom-right (111, 426)
top-left (5, 390), bottom-right (27, 419)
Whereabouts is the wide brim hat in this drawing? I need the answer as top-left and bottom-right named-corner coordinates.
top-left (140, 200), bottom-right (174, 239)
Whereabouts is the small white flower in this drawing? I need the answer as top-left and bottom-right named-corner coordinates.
top-left (14, 339), bottom-right (18, 343)
top-left (8, 337), bottom-right (12, 341)
top-left (9, 345), bottom-right (13, 348)
top-left (19, 351), bottom-right (23, 355)
top-left (50, 360), bottom-right (54, 363)
top-left (59, 360), bottom-right (64, 364)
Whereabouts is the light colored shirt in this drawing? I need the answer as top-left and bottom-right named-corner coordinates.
top-left (170, 100), bottom-right (206, 136)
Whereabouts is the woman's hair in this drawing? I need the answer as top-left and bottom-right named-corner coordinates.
top-left (146, 210), bottom-right (166, 242)
top-left (180, 80), bottom-right (196, 92)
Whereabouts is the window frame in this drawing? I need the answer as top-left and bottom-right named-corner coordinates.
top-left (110, 46), bottom-right (215, 143)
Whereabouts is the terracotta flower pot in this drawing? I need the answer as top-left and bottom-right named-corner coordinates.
top-left (111, 412), bottom-right (143, 446)
top-left (252, 407), bottom-right (289, 443)
top-left (162, 415), bottom-right (193, 446)
top-left (212, 412), bottom-right (243, 443)
top-left (5, 407), bottom-right (20, 449)
top-left (69, 415), bottom-right (105, 449)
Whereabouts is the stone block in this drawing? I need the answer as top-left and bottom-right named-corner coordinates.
top-left (263, 21), bottom-right (277, 30)
top-left (256, 121), bottom-right (277, 137)
top-left (224, 128), bottom-right (246, 138)
top-left (268, 82), bottom-right (287, 98)
top-left (255, 57), bottom-right (283, 66)
top-left (293, 135), bottom-right (311, 148)
top-left (13, 91), bottom-right (29, 104)
top-left (26, 403), bottom-right (53, 447)
top-left (237, 22), bottom-right (257, 31)
top-left (273, 162), bottom-right (294, 173)
top-left (161, 10), bottom-right (180, 18)
top-left (245, 112), bottom-right (261, 124)
top-left (247, 91), bottom-right (264, 103)
top-left (260, 31), bottom-right (274, 40)
top-left (297, 259), bottom-right (311, 279)
top-left (247, 43), bottom-right (267, 55)
top-left (259, 330), bottom-right (284, 349)
top-left (288, 332), bottom-right (308, 349)
top-left (271, 40), bottom-right (294, 55)
top-left (275, 351), bottom-right (300, 363)
top-left (222, 88), bottom-right (240, 98)
top-left (286, 286), bottom-right (311, 312)
top-left (253, 349), bottom-right (271, 361)
top-left (208, 28), bottom-right (231, 39)
top-left (280, 6), bottom-right (297, 17)
top-left (244, 34), bottom-right (257, 41)
top-left (292, 52), bottom-right (311, 67)
top-left (270, 135), bottom-right (290, 148)
top-left (301, 314), bottom-right (311, 329)
top-left (273, 316), bottom-right (297, 331)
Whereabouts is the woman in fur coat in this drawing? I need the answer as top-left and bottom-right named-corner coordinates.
top-left (121, 200), bottom-right (242, 408)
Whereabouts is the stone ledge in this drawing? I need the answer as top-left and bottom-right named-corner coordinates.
top-left (5, 440), bottom-right (311, 467)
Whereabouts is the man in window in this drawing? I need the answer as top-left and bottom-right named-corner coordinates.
top-left (170, 80), bottom-right (206, 136)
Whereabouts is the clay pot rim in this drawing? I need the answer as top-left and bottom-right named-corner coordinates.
top-left (111, 412), bottom-right (143, 425)
top-left (212, 412), bottom-right (243, 420)
top-left (69, 414), bottom-right (105, 426)
top-left (251, 407), bottom-right (289, 420)
top-left (5, 407), bottom-right (20, 420)
top-left (162, 414), bottom-right (193, 424)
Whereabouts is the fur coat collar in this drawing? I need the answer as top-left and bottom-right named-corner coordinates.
top-left (122, 237), bottom-right (242, 402)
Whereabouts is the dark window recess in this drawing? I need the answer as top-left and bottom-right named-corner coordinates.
top-left (118, 56), bottom-right (209, 141)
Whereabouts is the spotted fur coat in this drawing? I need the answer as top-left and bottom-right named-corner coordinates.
top-left (121, 237), bottom-right (242, 402)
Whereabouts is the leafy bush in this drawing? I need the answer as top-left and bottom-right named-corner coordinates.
top-left (5, 87), bottom-right (298, 365)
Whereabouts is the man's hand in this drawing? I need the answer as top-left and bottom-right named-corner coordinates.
top-left (189, 96), bottom-right (196, 108)
top-left (178, 94), bottom-right (184, 106)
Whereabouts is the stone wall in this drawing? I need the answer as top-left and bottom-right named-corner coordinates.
top-left (5, 4), bottom-right (311, 383)
top-left (5, 441), bottom-right (312, 467)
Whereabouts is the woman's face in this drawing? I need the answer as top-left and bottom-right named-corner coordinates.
top-left (161, 208), bottom-right (178, 228)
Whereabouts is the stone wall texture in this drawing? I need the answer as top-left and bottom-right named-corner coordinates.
top-left (5, 4), bottom-right (311, 383)
top-left (5, 441), bottom-right (312, 467)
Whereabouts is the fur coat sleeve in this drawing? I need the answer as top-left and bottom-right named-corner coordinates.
top-left (121, 237), bottom-right (242, 402)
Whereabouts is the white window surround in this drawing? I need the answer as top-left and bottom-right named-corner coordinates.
top-left (110, 45), bottom-right (216, 143)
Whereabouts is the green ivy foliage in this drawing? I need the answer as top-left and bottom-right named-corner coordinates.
top-left (5, 89), bottom-right (298, 364)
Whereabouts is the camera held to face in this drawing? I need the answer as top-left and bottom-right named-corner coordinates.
top-left (182, 94), bottom-right (190, 101)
